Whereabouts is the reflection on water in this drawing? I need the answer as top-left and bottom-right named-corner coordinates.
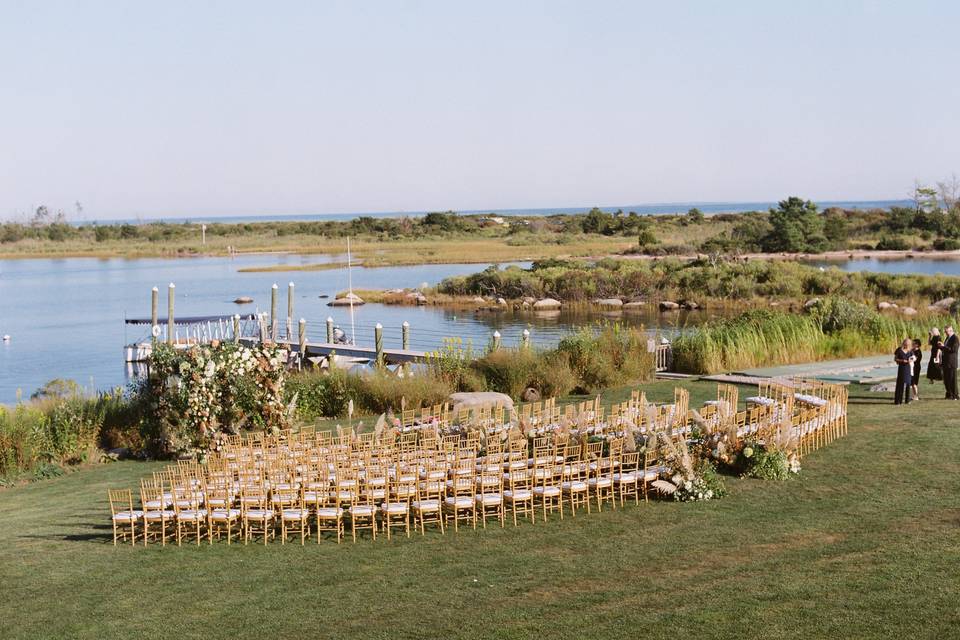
top-left (809, 257), bottom-right (960, 277)
top-left (0, 255), bottom-right (716, 402)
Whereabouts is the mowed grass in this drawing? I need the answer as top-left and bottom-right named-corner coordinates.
top-left (1, 380), bottom-right (959, 640)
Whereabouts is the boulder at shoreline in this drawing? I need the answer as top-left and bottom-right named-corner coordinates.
top-left (533, 298), bottom-right (562, 309)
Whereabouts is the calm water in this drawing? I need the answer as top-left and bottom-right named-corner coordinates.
top-left (0, 256), bottom-right (703, 403)
top-left (812, 257), bottom-right (960, 277)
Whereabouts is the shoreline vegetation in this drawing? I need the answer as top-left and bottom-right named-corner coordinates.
top-left (3, 195), bottom-right (960, 264)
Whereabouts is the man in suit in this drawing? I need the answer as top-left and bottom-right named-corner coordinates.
top-left (893, 339), bottom-right (913, 405)
top-left (942, 326), bottom-right (959, 400)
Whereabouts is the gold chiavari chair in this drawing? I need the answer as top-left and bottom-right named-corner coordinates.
top-left (474, 468), bottom-right (504, 529)
top-left (561, 444), bottom-right (590, 516)
top-left (532, 459), bottom-right (563, 521)
top-left (241, 485), bottom-right (275, 545)
top-left (615, 452), bottom-right (641, 506)
top-left (205, 478), bottom-right (241, 545)
top-left (140, 478), bottom-right (174, 546)
top-left (347, 485), bottom-right (378, 542)
top-left (503, 468), bottom-right (535, 526)
top-left (412, 470), bottom-right (445, 535)
top-left (108, 488), bottom-right (141, 546)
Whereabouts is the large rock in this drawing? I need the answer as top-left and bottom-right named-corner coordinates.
top-left (901, 306), bottom-right (918, 316)
top-left (623, 300), bottom-right (646, 309)
top-left (803, 298), bottom-right (821, 310)
top-left (659, 301), bottom-right (680, 311)
top-left (472, 296), bottom-right (486, 304)
top-left (521, 387), bottom-right (541, 402)
top-left (327, 292), bottom-right (365, 307)
top-left (594, 298), bottom-right (623, 307)
top-left (233, 296), bottom-right (254, 304)
top-left (533, 298), bottom-right (562, 309)
top-left (496, 297), bottom-right (508, 306)
top-left (448, 391), bottom-right (515, 418)
top-left (522, 296), bottom-right (537, 306)
top-left (877, 301), bottom-right (897, 311)
top-left (932, 297), bottom-right (956, 309)
top-left (680, 300), bottom-right (699, 310)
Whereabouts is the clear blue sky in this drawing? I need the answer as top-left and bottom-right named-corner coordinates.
top-left (1, 1), bottom-right (958, 220)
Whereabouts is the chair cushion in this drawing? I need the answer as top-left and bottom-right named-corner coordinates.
top-left (143, 510), bottom-right (173, 520)
top-left (587, 477), bottom-right (613, 488)
top-left (177, 509), bottom-right (207, 520)
top-left (533, 486), bottom-right (561, 497)
top-left (444, 496), bottom-right (475, 508)
top-left (244, 509), bottom-right (273, 520)
top-left (112, 510), bottom-right (143, 521)
top-left (613, 473), bottom-right (637, 483)
top-left (474, 493), bottom-right (502, 505)
top-left (316, 507), bottom-right (344, 518)
top-left (503, 490), bottom-right (533, 501)
top-left (380, 502), bottom-right (409, 514)
top-left (281, 509), bottom-right (307, 519)
top-left (209, 509), bottom-right (241, 520)
top-left (143, 500), bottom-right (171, 510)
top-left (411, 500), bottom-right (441, 511)
top-left (561, 481), bottom-right (588, 491)
top-left (349, 505), bottom-right (376, 516)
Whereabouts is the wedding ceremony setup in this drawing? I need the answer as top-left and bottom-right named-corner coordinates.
top-left (107, 379), bottom-right (848, 546)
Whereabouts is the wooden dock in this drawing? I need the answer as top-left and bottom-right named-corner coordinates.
top-left (241, 338), bottom-right (429, 366)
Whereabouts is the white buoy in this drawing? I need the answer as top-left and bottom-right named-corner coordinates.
top-left (2, 335), bottom-right (9, 342)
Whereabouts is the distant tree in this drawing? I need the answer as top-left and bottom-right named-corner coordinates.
top-left (31, 205), bottom-right (50, 226)
top-left (911, 181), bottom-right (940, 214)
top-left (936, 174), bottom-right (960, 211)
top-left (581, 207), bottom-right (615, 235)
top-left (762, 197), bottom-right (827, 253)
top-left (686, 207), bottom-right (705, 224)
top-left (823, 211), bottom-right (849, 247)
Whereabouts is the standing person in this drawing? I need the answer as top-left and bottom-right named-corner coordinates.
top-left (894, 339), bottom-right (913, 405)
top-left (927, 327), bottom-right (943, 383)
top-left (942, 326), bottom-right (959, 400)
top-left (910, 338), bottom-right (923, 401)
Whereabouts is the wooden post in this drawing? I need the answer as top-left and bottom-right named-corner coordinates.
top-left (326, 317), bottom-right (334, 343)
top-left (270, 284), bottom-right (278, 340)
top-left (233, 314), bottom-right (241, 343)
top-left (374, 323), bottom-right (384, 368)
top-left (402, 321), bottom-right (410, 350)
top-left (259, 313), bottom-right (268, 342)
top-left (150, 287), bottom-right (159, 344)
top-left (167, 283), bottom-right (175, 345)
top-left (521, 329), bottom-right (530, 350)
top-left (287, 282), bottom-right (295, 339)
top-left (298, 318), bottom-right (307, 370)
top-left (492, 330), bottom-right (501, 351)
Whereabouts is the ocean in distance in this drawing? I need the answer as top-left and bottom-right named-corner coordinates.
top-left (88, 199), bottom-right (913, 226)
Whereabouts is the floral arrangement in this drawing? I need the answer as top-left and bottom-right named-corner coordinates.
top-left (738, 441), bottom-right (801, 480)
top-left (650, 430), bottom-right (727, 502)
top-left (147, 341), bottom-right (291, 456)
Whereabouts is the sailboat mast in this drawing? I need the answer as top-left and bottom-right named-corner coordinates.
top-left (347, 237), bottom-right (356, 345)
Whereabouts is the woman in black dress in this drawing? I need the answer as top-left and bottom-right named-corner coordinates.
top-left (894, 339), bottom-right (913, 405)
top-left (911, 338), bottom-right (923, 401)
top-left (927, 328), bottom-right (943, 383)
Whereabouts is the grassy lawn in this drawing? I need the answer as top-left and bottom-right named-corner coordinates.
top-left (2, 380), bottom-right (959, 640)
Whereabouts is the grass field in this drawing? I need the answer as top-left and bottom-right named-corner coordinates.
top-left (1, 380), bottom-right (959, 640)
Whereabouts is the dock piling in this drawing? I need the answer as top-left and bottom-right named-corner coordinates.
top-left (167, 283), bottom-right (175, 345)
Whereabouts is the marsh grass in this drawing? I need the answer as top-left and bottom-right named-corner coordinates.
top-left (671, 305), bottom-right (949, 374)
